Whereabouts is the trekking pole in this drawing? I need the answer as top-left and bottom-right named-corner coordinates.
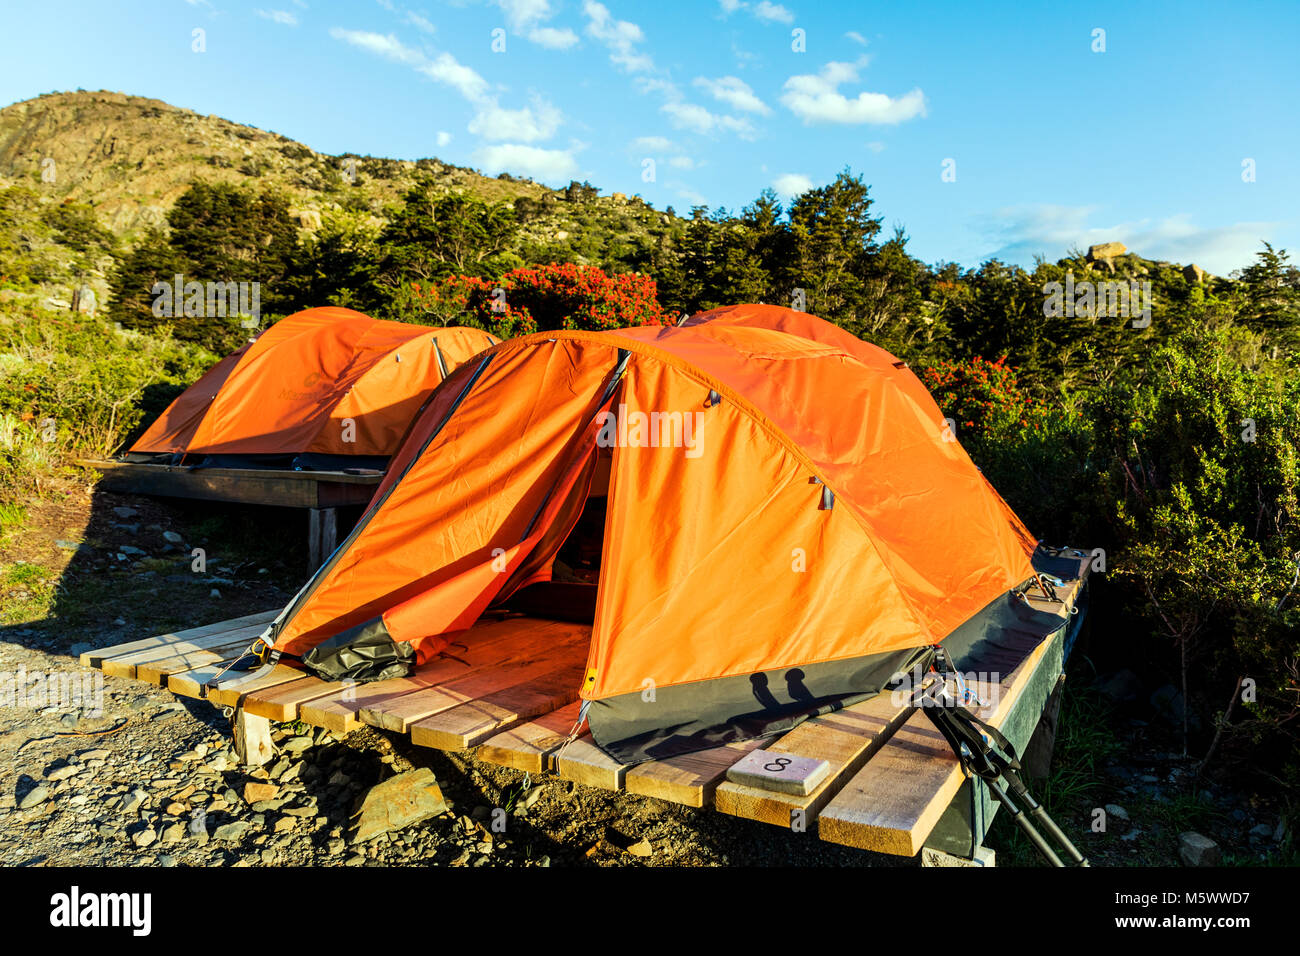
top-left (998, 766), bottom-right (1090, 866)
top-left (984, 776), bottom-right (1065, 867)
top-left (911, 647), bottom-right (1090, 867)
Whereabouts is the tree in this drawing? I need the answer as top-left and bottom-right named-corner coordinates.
top-left (785, 169), bottom-right (882, 323)
top-left (108, 226), bottom-right (187, 335)
top-left (282, 210), bottom-right (379, 312)
top-left (1234, 242), bottom-right (1300, 355)
top-left (375, 183), bottom-right (520, 294)
top-left (166, 181), bottom-right (297, 298)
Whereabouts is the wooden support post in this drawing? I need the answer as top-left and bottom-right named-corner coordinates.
top-left (921, 846), bottom-right (996, 867)
top-left (1022, 674), bottom-right (1066, 779)
top-left (307, 507), bottom-right (337, 572)
top-left (233, 708), bottom-right (275, 767)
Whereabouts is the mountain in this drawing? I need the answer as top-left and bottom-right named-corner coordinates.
top-left (0, 89), bottom-right (672, 249)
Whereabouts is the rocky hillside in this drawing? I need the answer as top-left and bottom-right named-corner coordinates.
top-left (0, 90), bottom-right (668, 250)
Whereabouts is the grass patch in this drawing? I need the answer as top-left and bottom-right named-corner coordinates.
top-left (986, 667), bottom-right (1123, 866)
top-left (0, 561), bottom-right (57, 624)
top-left (0, 501), bottom-right (25, 543)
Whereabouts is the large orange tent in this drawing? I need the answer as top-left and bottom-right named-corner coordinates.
top-left (234, 304), bottom-right (1071, 762)
top-left (127, 306), bottom-right (499, 469)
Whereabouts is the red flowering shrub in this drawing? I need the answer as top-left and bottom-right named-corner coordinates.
top-left (391, 264), bottom-right (669, 337)
top-left (918, 355), bottom-right (1052, 441)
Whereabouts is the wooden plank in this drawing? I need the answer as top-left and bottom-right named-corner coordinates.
top-left (211, 663), bottom-right (310, 707)
top-left (554, 732), bottom-right (628, 791)
top-left (168, 659), bottom-right (306, 703)
top-left (133, 629), bottom-right (265, 684)
top-left (355, 621), bottom-right (590, 732)
top-left (98, 622), bottom-right (268, 680)
top-left (408, 658), bottom-right (587, 751)
top-left (294, 617), bottom-right (564, 732)
top-left (920, 627), bottom-right (1070, 855)
top-left (242, 675), bottom-right (341, 722)
top-left (624, 737), bottom-right (768, 808)
top-left (818, 569), bottom-right (1088, 857)
top-left (477, 701), bottom-right (582, 773)
top-left (80, 460), bottom-right (377, 508)
top-left (250, 620), bottom-right (589, 725)
top-left (817, 635), bottom-right (1054, 856)
top-left (80, 609), bottom-right (278, 669)
top-left (712, 693), bottom-right (913, 829)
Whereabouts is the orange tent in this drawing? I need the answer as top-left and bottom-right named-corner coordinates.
top-left (128, 307), bottom-right (499, 469)
top-left (253, 304), bottom-right (1051, 761)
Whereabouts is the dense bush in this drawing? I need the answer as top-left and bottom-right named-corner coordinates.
top-left (0, 301), bottom-right (213, 493)
top-left (929, 328), bottom-right (1300, 780)
top-left (391, 263), bottom-right (668, 337)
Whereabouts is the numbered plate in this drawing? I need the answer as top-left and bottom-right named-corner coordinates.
top-left (724, 749), bottom-right (831, 796)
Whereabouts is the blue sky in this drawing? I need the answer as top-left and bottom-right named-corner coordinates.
top-left (2, 0), bottom-right (1297, 274)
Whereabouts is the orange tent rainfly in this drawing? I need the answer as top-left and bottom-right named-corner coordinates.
top-left (234, 304), bottom-right (1078, 763)
top-left (127, 306), bottom-right (499, 470)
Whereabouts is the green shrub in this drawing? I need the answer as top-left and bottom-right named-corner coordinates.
top-left (0, 304), bottom-right (214, 494)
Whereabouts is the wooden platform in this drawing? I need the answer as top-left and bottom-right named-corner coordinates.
top-left (80, 459), bottom-right (384, 569)
top-left (80, 560), bottom-right (1089, 859)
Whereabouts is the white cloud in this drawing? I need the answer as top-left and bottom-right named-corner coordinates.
top-left (983, 204), bottom-right (1283, 275)
top-left (718, 0), bottom-right (793, 24)
top-left (674, 184), bottom-right (709, 206)
top-left (753, 1), bottom-right (793, 23)
top-left (631, 135), bottom-right (675, 151)
top-left (330, 27), bottom-right (571, 147)
top-left (476, 143), bottom-right (579, 183)
top-left (329, 29), bottom-right (423, 65)
top-left (497, 0), bottom-right (550, 28)
top-left (635, 77), bottom-right (680, 99)
top-left (529, 26), bottom-right (579, 49)
top-left (781, 58), bottom-right (926, 125)
top-left (469, 96), bottom-right (563, 142)
top-left (694, 75), bottom-right (770, 114)
top-left (418, 52), bottom-right (493, 104)
top-left (583, 1), bottom-right (654, 72)
top-left (404, 11), bottom-right (436, 34)
top-left (662, 101), bottom-right (754, 138)
top-left (773, 173), bottom-right (813, 197)
top-left (668, 156), bottom-right (695, 169)
top-left (865, 140), bottom-right (885, 153)
top-left (256, 8), bottom-right (299, 25)
top-left (495, 0), bottom-right (580, 49)
top-left (436, 130), bottom-right (453, 147)
top-left (844, 30), bottom-right (867, 45)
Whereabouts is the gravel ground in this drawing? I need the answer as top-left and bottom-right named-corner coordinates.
top-left (0, 639), bottom-right (917, 868)
top-left (2, 474), bottom-right (1288, 868)
top-left (0, 474), bottom-right (911, 867)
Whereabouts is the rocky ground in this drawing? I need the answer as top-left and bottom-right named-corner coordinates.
top-left (0, 470), bottom-right (1291, 868)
